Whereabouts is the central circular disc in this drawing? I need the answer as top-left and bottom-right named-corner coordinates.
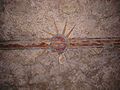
top-left (50, 34), bottom-right (67, 54)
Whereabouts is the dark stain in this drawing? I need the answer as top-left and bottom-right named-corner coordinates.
top-left (35, 82), bottom-right (49, 90)
top-left (0, 0), bottom-right (5, 13)
top-left (0, 82), bottom-right (18, 90)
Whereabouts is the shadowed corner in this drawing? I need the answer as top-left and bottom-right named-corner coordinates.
top-left (0, 0), bottom-right (5, 13)
top-left (0, 0), bottom-right (5, 42)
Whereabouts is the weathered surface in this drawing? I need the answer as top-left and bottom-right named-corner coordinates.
top-left (0, 0), bottom-right (120, 90)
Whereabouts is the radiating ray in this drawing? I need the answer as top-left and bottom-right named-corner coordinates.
top-left (39, 49), bottom-right (47, 57)
top-left (42, 30), bottom-right (55, 36)
top-left (62, 20), bottom-right (67, 35)
top-left (66, 25), bottom-right (76, 38)
top-left (64, 52), bottom-right (72, 69)
top-left (53, 18), bottom-right (59, 34)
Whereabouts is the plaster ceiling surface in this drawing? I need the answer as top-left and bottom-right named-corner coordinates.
top-left (0, 0), bottom-right (120, 90)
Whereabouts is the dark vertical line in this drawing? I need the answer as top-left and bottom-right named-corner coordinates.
top-left (0, 0), bottom-right (5, 41)
top-left (0, 0), bottom-right (5, 13)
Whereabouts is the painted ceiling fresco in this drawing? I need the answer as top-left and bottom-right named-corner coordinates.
top-left (0, 0), bottom-right (120, 90)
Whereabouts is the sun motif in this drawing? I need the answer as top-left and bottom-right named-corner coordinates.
top-left (42, 19), bottom-right (76, 64)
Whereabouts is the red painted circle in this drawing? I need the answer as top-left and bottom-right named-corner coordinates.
top-left (50, 35), bottom-right (67, 54)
